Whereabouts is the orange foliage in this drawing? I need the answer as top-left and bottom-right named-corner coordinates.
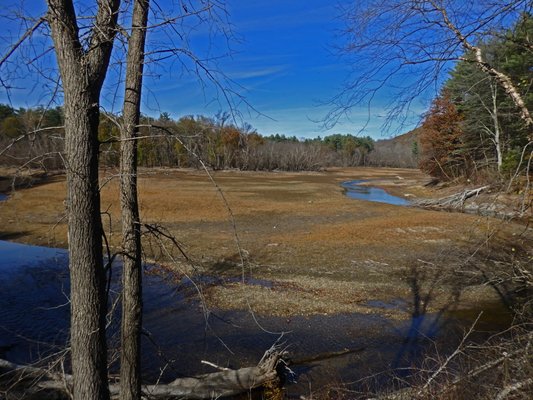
top-left (419, 90), bottom-right (465, 180)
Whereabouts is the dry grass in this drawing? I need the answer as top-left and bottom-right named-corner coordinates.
top-left (0, 167), bottom-right (530, 317)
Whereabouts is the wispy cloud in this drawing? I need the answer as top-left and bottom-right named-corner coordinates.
top-left (234, 3), bottom-right (335, 33)
top-left (246, 104), bottom-right (419, 139)
top-left (228, 65), bottom-right (289, 80)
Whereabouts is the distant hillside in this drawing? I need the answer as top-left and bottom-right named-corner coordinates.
top-left (367, 128), bottom-right (421, 168)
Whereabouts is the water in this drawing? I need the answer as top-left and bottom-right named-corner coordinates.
top-left (342, 180), bottom-right (411, 206)
top-left (0, 188), bottom-right (511, 395)
top-left (0, 239), bottom-right (461, 394)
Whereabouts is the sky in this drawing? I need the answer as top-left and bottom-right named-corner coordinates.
top-left (0, 0), bottom-right (427, 140)
top-left (140, 0), bottom-right (424, 139)
top-left (146, 0), bottom-right (367, 138)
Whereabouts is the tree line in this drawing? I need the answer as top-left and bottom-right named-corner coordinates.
top-left (418, 13), bottom-right (532, 183)
top-left (0, 107), bottom-right (377, 171)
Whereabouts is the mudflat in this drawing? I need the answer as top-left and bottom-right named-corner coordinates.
top-left (0, 167), bottom-right (530, 317)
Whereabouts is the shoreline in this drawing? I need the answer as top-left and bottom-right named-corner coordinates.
top-left (0, 166), bottom-right (530, 319)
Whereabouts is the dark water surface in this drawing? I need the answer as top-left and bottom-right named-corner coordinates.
top-left (0, 186), bottom-right (514, 396)
top-left (0, 240), bottom-right (475, 395)
top-left (342, 180), bottom-right (411, 206)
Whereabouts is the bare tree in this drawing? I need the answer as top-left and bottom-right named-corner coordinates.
top-left (477, 79), bottom-right (504, 171)
top-left (119, 1), bottom-right (149, 399)
top-left (46, 1), bottom-right (120, 399)
top-left (1, 1), bottom-right (262, 399)
top-left (328, 0), bottom-right (532, 136)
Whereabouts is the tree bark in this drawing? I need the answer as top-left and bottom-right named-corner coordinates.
top-left (0, 348), bottom-right (285, 400)
top-left (430, 0), bottom-right (533, 135)
top-left (46, 1), bottom-right (120, 399)
top-left (489, 82), bottom-right (503, 171)
top-left (119, 1), bottom-right (149, 399)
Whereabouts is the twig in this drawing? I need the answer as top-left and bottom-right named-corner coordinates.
top-left (200, 360), bottom-right (231, 371)
top-left (418, 312), bottom-right (482, 394)
top-left (495, 378), bottom-right (533, 400)
top-left (0, 17), bottom-right (46, 68)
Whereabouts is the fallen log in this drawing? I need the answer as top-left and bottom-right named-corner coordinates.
top-left (142, 346), bottom-right (284, 399)
top-left (413, 186), bottom-right (489, 210)
top-left (412, 185), bottom-right (530, 220)
top-left (0, 346), bottom-right (286, 399)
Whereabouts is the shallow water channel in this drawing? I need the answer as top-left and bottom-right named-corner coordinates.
top-left (0, 183), bottom-right (513, 396)
top-left (0, 238), bottom-right (507, 396)
top-left (341, 180), bottom-right (411, 206)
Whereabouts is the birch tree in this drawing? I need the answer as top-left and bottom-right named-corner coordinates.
top-left (329, 0), bottom-right (532, 137)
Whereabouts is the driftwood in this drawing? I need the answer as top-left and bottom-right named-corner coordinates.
top-left (0, 346), bottom-right (286, 399)
top-left (413, 186), bottom-right (489, 210)
top-left (413, 185), bottom-right (529, 220)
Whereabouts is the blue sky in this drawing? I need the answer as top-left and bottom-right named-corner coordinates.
top-left (0, 0), bottom-right (426, 139)
top-left (140, 0), bottom-right (424, 139)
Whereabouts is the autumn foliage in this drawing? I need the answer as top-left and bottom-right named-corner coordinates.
top-left (419, 90), bottom-right (465, 180)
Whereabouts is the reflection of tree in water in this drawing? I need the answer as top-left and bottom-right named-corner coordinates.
top-left (386, 240), bottom-right (532, 399)
top-left (393, 263), bottom-right (461, 371)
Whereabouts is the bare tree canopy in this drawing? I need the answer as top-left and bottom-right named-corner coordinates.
top-left (0, 0), bottom-right (244, 117)
top-left (327, 0), bottom-right (533, 132)
top-left (0, 2), bottom-right (248, 400)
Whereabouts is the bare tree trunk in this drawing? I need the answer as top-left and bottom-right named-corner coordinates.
top-left (471, 45), bottom-right (532, 136)
top-left (490, 83), bottom-right (503, 171)
top-left (430, 0), bottom-right (533, 134)
top-left (46, 1), bottom-right (120, 399)
top-left (119, 1), bottom-right (149, 399)
top-left (65, 96), bottom-right (109, 400)
top-left (477, 80), bottom-right (504, 171)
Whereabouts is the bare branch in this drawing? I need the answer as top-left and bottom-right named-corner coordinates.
top-left (0, 17), bottom-right (46, 69)
top-left (328, 0), bottom-right (532, 133)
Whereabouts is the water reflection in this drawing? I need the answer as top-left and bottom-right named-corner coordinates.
top-left (0, 240), bottom-right (397, 391)
top-left (0, 240), bottom-right (494, 396)
top-left (342, 180), bottom-right (410, 206)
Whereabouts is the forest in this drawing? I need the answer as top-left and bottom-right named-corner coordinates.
top-left (1, 16), bottom-right (531, 182)
top-left (0, 107), bottom-right (375, 172)
top-left (418, 13), bottom-right (533, 183)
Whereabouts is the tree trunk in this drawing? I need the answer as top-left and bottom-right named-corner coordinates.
top-left (472, 46), bottom-right (533, 135)
top-left (432, 0), bottom-right (533, 135)
top-left (0, 348), bottom-right (285, 400)
top-left (490, 83), bottom-right (503, 171)
top-left (119, 1), bottom-right (149, 399)
top-left (46, 1), bottom-right (120, 399)
top-left (65, 96), bottom-right (110, 400)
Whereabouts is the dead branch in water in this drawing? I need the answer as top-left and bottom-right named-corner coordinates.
top-left (0, 345), bottom-right (286, 399)
top-left (289, 346), bottom-right (366, 365)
